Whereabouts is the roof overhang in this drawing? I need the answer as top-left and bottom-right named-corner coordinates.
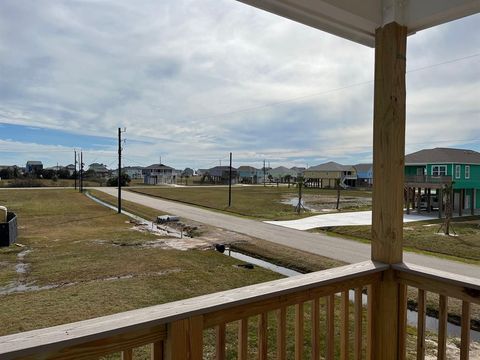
top-left (236, 0), bottom-right (480, 47)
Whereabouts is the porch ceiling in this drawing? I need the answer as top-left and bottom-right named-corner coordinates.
top-left (236, 0), bottom-right (480, 47)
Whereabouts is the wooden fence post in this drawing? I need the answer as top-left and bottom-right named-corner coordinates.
top-left (164, 316), bottom-right (203, 360)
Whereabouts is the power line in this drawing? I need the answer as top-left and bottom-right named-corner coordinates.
top-left (169, 53), bottom-right (480, 123)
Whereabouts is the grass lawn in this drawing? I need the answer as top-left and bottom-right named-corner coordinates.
top-left (129, 186), bottom-right (371, 220)
top-left (0, 178), bottom-right (104, 188)
top-left (0, 189), bottom-right (281, 337)
top-left (312, 217), bottom-right (480, 264)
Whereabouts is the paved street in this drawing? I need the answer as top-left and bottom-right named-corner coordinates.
top-left (96, 188), bottom-right (479, 278)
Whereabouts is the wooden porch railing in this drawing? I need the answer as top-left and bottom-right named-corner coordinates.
top-left (0, 260), bottom-right (478, 360)
top-left (393, 263), bottom-right (480, 360)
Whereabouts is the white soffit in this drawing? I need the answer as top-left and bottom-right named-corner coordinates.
top-left (237, 0), bottom-right (480, 47)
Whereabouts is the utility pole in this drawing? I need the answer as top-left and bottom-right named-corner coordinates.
top-left (263, 159), bottom-right (266, 187)
top-left (118, 127), bottom-right (126, 214)
top-left (74, 150), bottom-right (77, 190)
top-left (79, 151), bottom-right (84, 192)
top-left (228, 152), bottom-right (232, 207)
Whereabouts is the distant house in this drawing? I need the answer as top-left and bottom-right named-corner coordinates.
top-left (65, 164), bottom-right (76, 176)
top-left (304, 161), bottom-right (357, 188)
top-left (26, 161), bottom-right (43, 175)
top-left (404, 147), bottom-right (480, 215)
top-left (88, 163), bottom-right (109, 178)
top-left (269, 166), bottom-right (298, 182)
top-left (122, 166), bottom-right (144, 180)
top-left (291, 167), bottom-right (306, 179)
top-left (181, 168), bottom-right (195, 177)
top-left (143, 164), bottom-right (176, 185)
top-left (203, 166), bottom-right (238, 184)
top-left (354, 163), bottom-right (373, 186)
top-left (237, 166), bottom-right (262, 184)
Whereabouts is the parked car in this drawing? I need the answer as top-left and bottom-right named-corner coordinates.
top-left (420, 194), bottom-right (439, 210)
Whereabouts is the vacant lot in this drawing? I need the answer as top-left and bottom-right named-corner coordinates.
top-left (0, 189), bottom-right (281, 337)
top-left (130, 186), bottom-right (371, 220)
top-left (314, 217), bottom-right (480, 264)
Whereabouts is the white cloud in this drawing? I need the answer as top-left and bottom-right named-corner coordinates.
top-left (0, 1), bottom-right (478, 169)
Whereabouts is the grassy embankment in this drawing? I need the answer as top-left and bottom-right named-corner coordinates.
top-left (129, 186), bottom-right (371, 221)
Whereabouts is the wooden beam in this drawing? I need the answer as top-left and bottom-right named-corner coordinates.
top-left (370, 21), bottom-right (407, 360)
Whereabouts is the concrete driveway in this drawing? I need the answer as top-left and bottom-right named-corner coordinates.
top-left (265, 211), bottom-right (437, 230)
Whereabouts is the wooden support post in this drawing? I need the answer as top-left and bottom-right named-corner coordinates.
top-left (438, 189), bottom-right (443, 219)
top-left (417, 187), bottom-right (421, 212)
top-left (427, 188), bottom-right (431, 213)
top-left (406, 186), bottom-right (410, 214)
top-left (371, 21), bottom-right (407, 360)
top-left (459, 189), bottom-right (463, 216)
top-left (471, 188), bottom-right (475, 215)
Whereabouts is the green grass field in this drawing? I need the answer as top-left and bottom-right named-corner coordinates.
top-left (129, 186), bottom-right (371, 220)
top-left (313, 217), bottom-right (480, 264)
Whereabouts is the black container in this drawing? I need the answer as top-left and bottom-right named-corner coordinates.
top-left (0, 212), bottom-right (17, 247)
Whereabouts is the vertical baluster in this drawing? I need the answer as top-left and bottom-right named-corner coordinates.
top-left (277, 307), bottom-right (287, 360)
top-left (354, 288), bottom-right (362, 360)
top-left (151, 341), bottom-right (163, 360)
top-left (437, 295), bottom-right (447, 360)
top-left (460, 301), bottom-right (471, 360)
top-left (312, 298), bottom-right (320, 360)
top-left (216, 323), bottom-right (226, 360)
top-left (238, 318), bottom-right (248, 360)
top-left (366, 285), bottom-right (372, 360)
top-left (295, 303), bottom-right (304, 360)
top-left (340, 291), bottom-right (349, 360)
top-left (121, 348), bottom-right (133, 360)
top-left (398, 284), bottom-right (408, 360)
top-left (327, 294), bottom-right (335, 360)
top-left (258, 313), bottom-right (268, 360)
top-left (417, 289), bottom-right (426, 360)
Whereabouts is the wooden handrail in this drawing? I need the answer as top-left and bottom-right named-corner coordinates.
top-left (393, 262), bottom-right (480, 305)
top-left (0, 261), bottom-right (387, 359)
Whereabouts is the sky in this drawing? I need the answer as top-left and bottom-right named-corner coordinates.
top-left (0, 1), bottom-right (479, 170)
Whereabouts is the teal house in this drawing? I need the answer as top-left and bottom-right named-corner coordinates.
top-left (404, 148), bottom-right (480, 216)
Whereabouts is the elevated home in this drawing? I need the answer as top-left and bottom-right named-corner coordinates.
top-left (405, 147), bottom-right (480, 216)
top-left (203, 166), bottom-right (238, 184)
top-left (237, 165), bottom-right (262, 184)
top-left (304, 161), bottom-right (357, 188)
top-left (25, 161), bottom-right (43, 175)
top-left (143, 164), bottom-right (176, 185)
top-left (268, 166), bottom-right (298, 183)
top-left (122, 166), bottom-right (144, 180)
top-left (291, 166), bottom-right (305, 179)
top-left (2, 2), bottom-right (479, 360)
top-left (355, 163), bottom-right (373, 186)
top-left (88, 163), bottom-right (109, 178)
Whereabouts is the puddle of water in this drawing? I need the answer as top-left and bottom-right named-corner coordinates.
top-left (86, 192), bottom-right (186, 239)
top-left (281, 198), bottom-right (315, 211)
top-left (224, 249), bottom-right (479, 342)
top-left (226, 250), bottom-right (302, 277)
